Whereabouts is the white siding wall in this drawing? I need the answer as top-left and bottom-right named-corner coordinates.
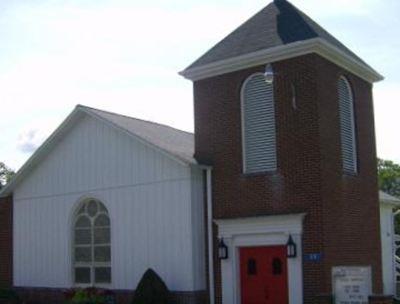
top-left (380, 203), bottom-right (395, 295)
top-left (13, 114), bottom-right (206, 291)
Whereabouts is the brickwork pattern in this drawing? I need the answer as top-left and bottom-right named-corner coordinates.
top-left (193, 53), bottom-right (383, 303)
top-left (369, 295), bottom-right (393, 304)
top-left (0, 195), bottom-right (12, 288)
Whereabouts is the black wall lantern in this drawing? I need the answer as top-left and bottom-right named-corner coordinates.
top-left (286, 235), bottom-right (297, 258)
top-left (218, 238), bottom-right (229, 260)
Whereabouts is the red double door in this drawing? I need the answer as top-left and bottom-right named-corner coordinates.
top-left (240, 246), bottom-right (289, 304)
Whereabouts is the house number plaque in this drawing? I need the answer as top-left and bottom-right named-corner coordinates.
top-left (332, 266), bottom-right (371, 304)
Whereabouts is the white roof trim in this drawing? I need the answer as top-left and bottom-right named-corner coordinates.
top-left (0, 108), bottom-right (83, 197)
top-left (180, 38), bottom-right (383, 83)
top-left (79, 107), bottom-right (193, 167)
top-left (380, 191), bottom-right (400, 207)
top-left (215, 213), bottom-right (306, 237)
top-left (0, 106), bottom-right (195, 197)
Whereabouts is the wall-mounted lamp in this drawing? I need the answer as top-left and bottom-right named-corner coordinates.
top-left (218, 238), bottom-right (229, 260)
top-left (264, 63), bottom-right (274, 84)
top-left (286, 235), bottom-right (297, 258)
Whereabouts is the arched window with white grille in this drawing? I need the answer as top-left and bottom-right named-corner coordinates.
top-left (241, 73), bottom-right (277, 173)
top-left (73, 198), bottom-right (111, 285)
top-left (338, 76), bottom-right (357, 173)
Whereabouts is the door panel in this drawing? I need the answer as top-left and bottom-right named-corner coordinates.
top-left (240, 246), bottom-right (288, 304)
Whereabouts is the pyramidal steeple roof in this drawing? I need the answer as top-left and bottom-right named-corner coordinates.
top-left (180, 0), bottom-right (382, 83)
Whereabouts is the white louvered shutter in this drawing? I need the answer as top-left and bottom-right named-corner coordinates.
top-left (242, 73), bottom-right (277, 173)
top-left (338, 77), bottom-right (357, 173)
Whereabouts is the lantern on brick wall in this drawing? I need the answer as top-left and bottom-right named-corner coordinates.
top-left (264, 63), bottom-right (274, 84)
top-left (218, 238), bottom-right (229, 260)
top-left (286, 235), bottom-right (297, 258)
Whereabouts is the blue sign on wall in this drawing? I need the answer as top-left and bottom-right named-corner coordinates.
top-left (304, 253), bottom-right (323, 262)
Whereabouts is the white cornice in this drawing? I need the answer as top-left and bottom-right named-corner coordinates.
top-left (179, 38), bottom-right (384, 84)
top-left (215, 213), bottom-right (306, 238)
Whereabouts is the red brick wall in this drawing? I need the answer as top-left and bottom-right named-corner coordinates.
top-left (0, 195), bottom-right (13, 288)
top-left (193, 53), bottom-right (383, 303)
top-left (316, 56), bottom-right (383, 295)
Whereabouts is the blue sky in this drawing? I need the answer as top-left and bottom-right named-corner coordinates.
top-left (1, 0), bottom-right (399, 170)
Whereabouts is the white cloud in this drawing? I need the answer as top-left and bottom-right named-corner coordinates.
top-left (17, 128), bottom-right (46, 153)
top-left (16, 118), bottom-right (60, 154)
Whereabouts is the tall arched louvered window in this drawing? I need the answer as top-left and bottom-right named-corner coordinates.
top-left (73, 198), bottom-right (111, 285)
top-left (241, 73), bottom-right (277, 173)
top-left (338, 76), bottom-right (357, 173)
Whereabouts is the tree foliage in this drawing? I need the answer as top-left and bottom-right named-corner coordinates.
top-left (0, 162), bottom-right (15, 190)
top-left (377, 158), bottom-right (400, 198)
top-left (378, 158), bottom-right (400, 234)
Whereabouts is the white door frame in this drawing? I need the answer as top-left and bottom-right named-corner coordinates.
top-left (215, 213), bottom-right (305, 304)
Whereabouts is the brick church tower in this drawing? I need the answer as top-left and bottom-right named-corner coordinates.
top-left (181, 0), bottom-right (387, 303)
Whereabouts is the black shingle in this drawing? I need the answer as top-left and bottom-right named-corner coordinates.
top-left (185, 0), bottom-right (367, 70)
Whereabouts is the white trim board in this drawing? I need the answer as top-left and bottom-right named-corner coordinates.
top-left (215, 213), bottom-right (306, 304)
top-left (180, 38), bottom-right (383, 84)
top-left (0, 105), bottom-right (197, 198)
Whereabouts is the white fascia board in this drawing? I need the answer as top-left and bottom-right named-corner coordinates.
top-left (379, 191), bottom-right (400, 207)
top-left (0, 106), bottom-right (196, 198)
top-left (0, 108), bottom-right (84, 198)
top-left (79, 107), bottom-right (193, 167)
top-left (381, 199), bottom-right (400, 208)
top-left (215, 213), bottom-right (306, 238)
top-left (179, 38), bottom-right (383, 84)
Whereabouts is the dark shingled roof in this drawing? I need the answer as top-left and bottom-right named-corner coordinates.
top-left (186, 0), bottom-right (367, 70)
top-left (81, 106), bottom-right (196, 164)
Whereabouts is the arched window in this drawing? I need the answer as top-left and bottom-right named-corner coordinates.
top-left (73, 198), bottom-right (111, 285)
top-left (338, 76), bottom-right (357, 173)
top-left (241, 73), bottom-right (277, 173)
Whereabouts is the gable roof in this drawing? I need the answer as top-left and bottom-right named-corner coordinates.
top-left (180, 0), bottom-right (382, 83)
top-left (0, 105), bottom-right (196, 197)
top-left (380, 191), bottom-right (400, 206)
top-left (82, 106), bottom-right (195, 164)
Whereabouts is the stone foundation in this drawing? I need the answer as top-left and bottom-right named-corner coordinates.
top-left (14, 287), bottom-right (208, 304)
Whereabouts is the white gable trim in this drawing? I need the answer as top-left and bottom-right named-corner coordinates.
top-left (79, 107), bottom-right (193, 167)
top-left (380, 191), bottom-right (400, 207)
top-left (0, 106), bottom-right (194, 197)
top-left (0, 108), bottom-right (83, 198)
top-left (179, 38), bottom-right (383, 84)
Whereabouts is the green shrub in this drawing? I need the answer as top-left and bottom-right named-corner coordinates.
top-left (0, 289), bottom-right (20, 304)
top-left (132, 269), bottom-right (170, 304)
top-left (63, 288), bottom-right (115, 304)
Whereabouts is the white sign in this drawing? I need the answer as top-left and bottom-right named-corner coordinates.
top-left (332, 266), bottom-right (372, 304)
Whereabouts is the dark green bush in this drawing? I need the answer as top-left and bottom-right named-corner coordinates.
top-left (0, 289), bottom-right (20, 304)
top-left (132, 269), bottom-right (170, 304)
top-left (63, 288), bottom-right (115, 304)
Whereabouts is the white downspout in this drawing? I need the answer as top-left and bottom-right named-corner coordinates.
top-left (393, 209), bottom-right (400, 299)
top-left (206, 168), bottom-right (215, 304)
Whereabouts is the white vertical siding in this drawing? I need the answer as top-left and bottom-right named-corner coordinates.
top-left (13, 114), bottom-right (206, 291)
top-left (380, 204), bottom-right (395, 295)
top-left (242, 73), bottom-right (277, 173)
